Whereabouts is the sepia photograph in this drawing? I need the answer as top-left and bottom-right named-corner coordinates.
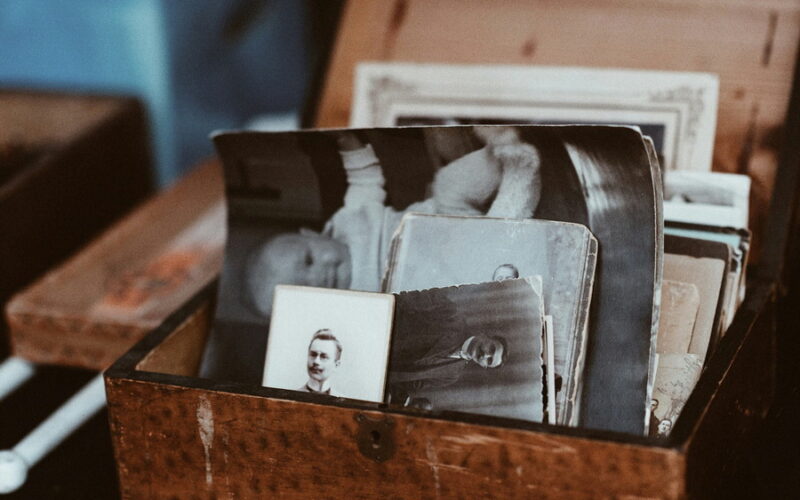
top-left (262, 285), bottom-right (395, 403)
top-left (350, 62), bottom-right (719, 172)
top-left (383, 213), bottom-right (596, 426)
top-left (205, 124), bottom-right (659, 435)
top-left (649, 353), bottom-right (704, 438)
top-left (388, 278), bottom-right (545, 422)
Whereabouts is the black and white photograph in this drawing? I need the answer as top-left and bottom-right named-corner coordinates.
top-left (202, 124), bottom-right (660, 435)
top-left (350, 62), bottom-right (719, 172)
top-left (388, 278), bottom-right (545, 422)
top-left (663, 170), bottom-right (751, 230)
top-left (383, 213), bottom-right (596, 426)
top-left (262, 285), bottom-right (395, 403)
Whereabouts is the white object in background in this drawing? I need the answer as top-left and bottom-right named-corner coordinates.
top-left (664, 171), bottom-right (751, 229)
top-left (0, 357), bottom-right (36, 401)
top-left (244, 111), bottom-right (300, 132)
top-left (0, 374), bottom-right (106, 494)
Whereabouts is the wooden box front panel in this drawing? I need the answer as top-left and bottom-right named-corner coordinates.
top-left (105, 295), bottom-right (688, 499)
top-left (105, 278), bottom-right (779, 499)
top-left (106, 378), bottom-right (684, 499)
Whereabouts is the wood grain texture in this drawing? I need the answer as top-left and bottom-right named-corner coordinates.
top-left (6, 160), bottom-right (225, 370)
top-left (316, 0), bottom-right (800, 256)
top-left (135, 302), bottom-right (213, 377)
top-left (106, 377), bottom-right (685, 499)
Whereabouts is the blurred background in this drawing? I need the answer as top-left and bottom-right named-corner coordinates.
top-left (0, 3), bottom-right (342, 498)
top-left (0, 0), bottom-right (342, 185)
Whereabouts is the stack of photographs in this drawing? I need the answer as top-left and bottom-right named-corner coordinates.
top-left (647, 171), bottom-right (751, 437)
top-left (200, 62), bottom-right (756, 439)
top-left (201, 123), bottom-right (662, 435)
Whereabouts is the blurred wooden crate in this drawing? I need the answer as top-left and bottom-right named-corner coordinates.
top-left (0, 90), bottom-right (154, 358)
top-left (5, 160), bottom-right (224, 370)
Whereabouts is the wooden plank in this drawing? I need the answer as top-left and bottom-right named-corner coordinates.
top-left (0, 91), bottom-right (123, 147)
top-left (5, 160), bottom-right (225, 370)
top-left (106, 376), bottom-right (685, 499)
top-left (135, 301), bottom-right (213, 378)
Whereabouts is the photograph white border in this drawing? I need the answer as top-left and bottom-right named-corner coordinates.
top-left (262, 285), bottom-right (395, 403)
top-left (351, 62), bottom-right (719, 171)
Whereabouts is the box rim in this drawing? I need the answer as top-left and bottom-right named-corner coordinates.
top-left (105, 276), bottom-right (778, 452)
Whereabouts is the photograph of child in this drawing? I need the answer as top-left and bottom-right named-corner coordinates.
top-left (202, 125), bottom-right (545, 384)
top-left (243, 126), bottom-right (541, 318)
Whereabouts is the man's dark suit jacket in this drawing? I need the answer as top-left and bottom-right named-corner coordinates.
top-left (389, 293), bottom-right (471, 394)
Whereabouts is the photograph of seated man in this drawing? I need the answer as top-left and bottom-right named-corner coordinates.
top-left (388, 279), bottom-right (545, 422)
top-left (390, 333), bottom-right (507, 396)
top-left (298, 329), bottom-right (342, 396)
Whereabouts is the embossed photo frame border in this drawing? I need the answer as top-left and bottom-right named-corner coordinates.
top-left (351, 62), bottom-right (719, 172)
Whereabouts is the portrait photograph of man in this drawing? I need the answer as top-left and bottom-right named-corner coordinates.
top-left (262, 285), bottom-right (395, 403)
top-left (299, 329), bottom-right (343, 396)
top-left (388, 277), bottom-right (546, 422)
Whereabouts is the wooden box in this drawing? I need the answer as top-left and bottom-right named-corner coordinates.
top-left (5, 160), bottom-right (224, 370)
top-left (0, 90), bottom-right (154, 358)
top-left (104, 277), bottom-right (776, 498)
top-left (104, 1), bottom-right (800, 498)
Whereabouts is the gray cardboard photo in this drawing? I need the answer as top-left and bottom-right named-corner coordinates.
top-left (388, 278), bottom-right (545, 423)
top-left (383, 213), bottom-right (596, 426)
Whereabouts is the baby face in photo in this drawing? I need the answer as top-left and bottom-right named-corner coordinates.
top-left (244, 230), bottom-right (352, 318)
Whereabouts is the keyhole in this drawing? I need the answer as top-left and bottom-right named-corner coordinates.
top-left (370, 430), bottom-right (381, 449)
